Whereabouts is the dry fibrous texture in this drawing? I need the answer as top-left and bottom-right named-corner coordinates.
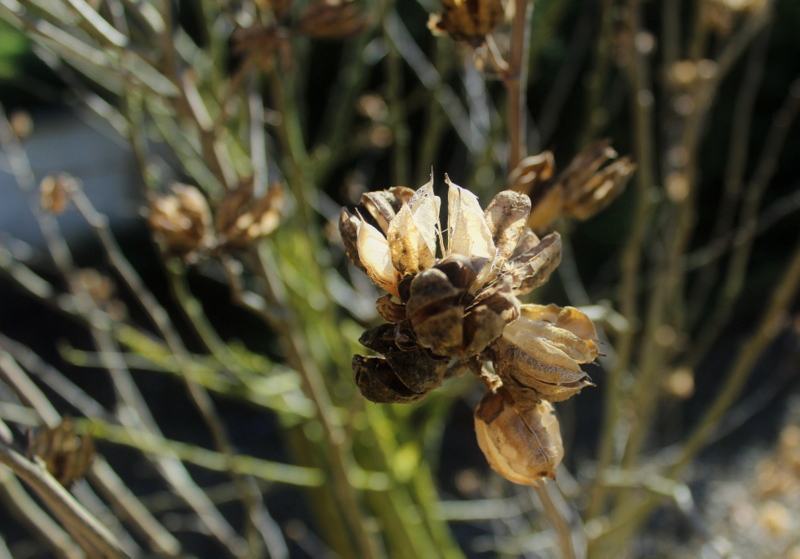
top-left (297, 0), bottom-right (370, 39)
top-left (341, 176), bottom-right (599, 486)
top-left (511, 140), bottom-right (636, 231)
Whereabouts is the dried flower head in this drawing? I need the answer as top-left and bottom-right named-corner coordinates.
top-left (297, 0), bottom-right (370, 39)
top-left (215, 180), bottom-right (284, 249)
top-left (342, 176), bottom-right (600, 485)
top-left (40, 173), bottom-right (77, 215)
top-left (428, 0), bottom-right (505, 46)
top-left (148, 184), bottom-right (212, 261)
top-left (28, 418), bottom-right (95, 487)
top-left (512, 140), bottom-right (635, 231)
top-left (474, 387), bottom-right (563, 486)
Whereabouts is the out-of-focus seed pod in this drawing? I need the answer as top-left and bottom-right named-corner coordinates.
top-left (297, 0), bottom-right (370, 40)
top-left (254, 0), bottom-right (292, 20)
top-left (512, 140), bottom-right (634, 231)
top-left (9, 110), bottom-right (33, 140)
top-left (40, 174), bottom-right (76, 215)
top-left (215, 180), bottom-right (284, 249)
top-left (28, 418), bottom-right (95, 487)
top-left (474, 388), bottom-right (563, 486)
top-left (148, 184), bottom-right (212, 261)
top-left (428, 0), bottom-right (504, 47)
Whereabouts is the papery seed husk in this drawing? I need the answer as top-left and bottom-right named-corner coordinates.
top-left (474, 388), bottom-right (563, 486)
top-left (505, 232), bottom-right (562, 296)
top-left (510, 151), bottom-right (556, 199)
top-left (565, 157), bottom-right (635, 220)
top-left (413, 305), bottom-right (464, 357)
top-left (357, 219), bottom-right (399, 296)
top-left (387, 203), bottom-right (435, 275)
top-left (520, 304), bottom-right (599, 354)
top-left (406, 176), bottom-right (440, 258)
top-left (352, 355), bottom-right (426, 403)
top-left (505, 317), bottom-right (596, 364)
top-left (446, 177), bottom-right (496, 283)
top-left (558, 139), bottom-right (618, 194)
top-left (361, 187), bottom-right (415, 233)
top-left (483, 190), bottom-right (531, 274)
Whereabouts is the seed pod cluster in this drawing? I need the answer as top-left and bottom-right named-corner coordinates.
top-left (148, 181), bottom-right (284, 262)
top-left (341, 175), bottom-right (600, 486)
top-left (511, 139), bottom-right (636, 232)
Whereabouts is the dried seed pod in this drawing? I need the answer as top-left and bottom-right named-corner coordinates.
top-left (29, 418), bottom-right (95, 487)
top-left (504, 232), bottom-right (562, 296)
top-left (215, 180), bottom-right (284, 249)
top-left (40, 174), bottom-right (76, 215)
top-left (428, 0), bottom-right (505, 47)
top-left (512, 141), bottom-right (634, 230)
top-left (358, 323), bottom-right (448, 393)
top-left (375, 294), bottom-right (407, 323)
top-left (352, 355), bottom-right (427, 403)
top-left (148, 184), bottom-right (212, 260)
top-left (298, 0), bottom-right (370, 40)
top-left (493, 310), bottom-right (597, 402)
top-left (231, 23), bottom-right (288, 71)
top-left (474, 388), bottom-right (563, 486)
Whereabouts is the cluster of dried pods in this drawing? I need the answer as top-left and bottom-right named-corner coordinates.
top-left (340, 175), bottom-right (602, 486)
top-left (147, 180), bottom-right (284, 262)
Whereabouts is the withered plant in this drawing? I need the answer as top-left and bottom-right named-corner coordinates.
top-left (0, 0), bottom-right (798, 558)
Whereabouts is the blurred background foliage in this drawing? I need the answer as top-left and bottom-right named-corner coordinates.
top-left (0, 0), bottom-right (799, 558)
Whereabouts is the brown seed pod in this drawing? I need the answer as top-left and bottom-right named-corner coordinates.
top-left (148, 184), bottom-right (212, 261)
top-left (28, 418), bottom-right (95, 487)
top-left (352, 355), bottom-right (428, 403)
top-left (474, 388), bottom-right (563, 486)
top-left (493, 308), bottom-right (597, 402)
top-left (40, 174), bottom-right (77, 215)
top-left (428, 0), bottom-right (505, 47)
top-left (215, 179), bottom-right (284, 249)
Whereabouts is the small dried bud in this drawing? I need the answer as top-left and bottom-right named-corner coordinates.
top-left (215, 180), bottom-right (284, 249)
top-left (298, 0), bottom-right (370, 40)
top-left (493, 304), bottom-right (597, 402)
top-left (10, 110), bottom-right (33, 140)
top-left (29, 418), bottom-right (95, 487)
top-left (428, 0), bottom-right (505, 47)
top-left (474, 388), bottom-right (563, 486)
top-left (148, 184), bottom-right (212, 260)
top-left (40, 174), bottom-right (77, 215)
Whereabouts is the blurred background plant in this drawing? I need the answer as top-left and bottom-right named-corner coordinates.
top-left (0, 0), bottom-right (799, 558)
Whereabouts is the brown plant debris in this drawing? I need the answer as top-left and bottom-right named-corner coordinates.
top-left (28, 418), bottom-right (95, 487)
top-left (428, 0), bottom-right (505, 47)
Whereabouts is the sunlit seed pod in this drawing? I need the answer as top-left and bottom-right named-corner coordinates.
top-left (474, 388), bottom-right (563, 486)
top-left (503, 232), bottom-right (562, 296)
top-left (352, 355), bottom-right (427, 404)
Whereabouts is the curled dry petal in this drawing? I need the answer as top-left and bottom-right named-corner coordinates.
top-left (474, 388), bottom-right (563, 486)
top-left (361, 186), bottom-right (415, 233)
